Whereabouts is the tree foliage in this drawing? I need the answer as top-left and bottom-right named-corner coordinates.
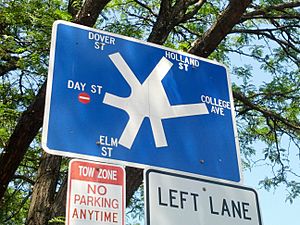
top-left (0, 0), bottom-right (299, 223)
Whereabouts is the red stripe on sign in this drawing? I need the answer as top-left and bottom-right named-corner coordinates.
top-left (78, 92), bottom-right (90, 104)
top-left (70, 160), bottom-right (125, 185)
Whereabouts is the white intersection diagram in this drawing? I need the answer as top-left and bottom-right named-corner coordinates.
top-left (103, 52), bottom-right (209, 149)
top-left (44, 21), bottom-right (242, 182)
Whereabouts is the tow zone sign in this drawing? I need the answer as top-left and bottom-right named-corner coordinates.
top-left (66, 159), bottom-right (125, 225)
top-left (145, 170), bottom-right (262, 225)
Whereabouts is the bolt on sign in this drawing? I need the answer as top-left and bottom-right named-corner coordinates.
top-left (66, 159), bottom-right (125, 225)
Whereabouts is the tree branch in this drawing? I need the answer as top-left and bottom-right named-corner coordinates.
top-left (242, 2), bottom-right (300, 21)
top-left (3, 191), bottom-right (32, 223)
top-left (0, 55), bottom-right (19, 77)
top-left (12, 175), bottom-right (35, 186)
top-left (232, 28), bottom-right (300, 51)
top-left (74, 0), bottom-right (112, 27)
top-left (0, 82), bottom-right (46, 202)
top-left (232, 28), bottom-right (300, 64)
top-left (147, 0), bottom-right (206, 44)
top-left (0, 0), bottom-right (112, 201)
top-left (242, 14), bottom-right (300, 21)
top-left (233, 90), bottom-right (300, 132)
top-left (133, 0), bottom-right (157, 17)
top-left (188, 0), bottom-right (253, 57)
top-left (68, 0), bottom-right (81, 18)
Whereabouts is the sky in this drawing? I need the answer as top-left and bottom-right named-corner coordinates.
top-left (244, 155), bottom-right (300, 225)
top-left (231, 49), bottom-right (300, 225)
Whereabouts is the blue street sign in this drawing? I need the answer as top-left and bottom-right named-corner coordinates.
top-left (42, 21), bottom-right (242, 182)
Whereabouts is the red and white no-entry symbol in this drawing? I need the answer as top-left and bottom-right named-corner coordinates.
top-left (78, 92), bottom-right (91, 104)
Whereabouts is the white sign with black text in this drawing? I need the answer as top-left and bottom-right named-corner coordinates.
top-left (145, 170), bottom-right (262, 225)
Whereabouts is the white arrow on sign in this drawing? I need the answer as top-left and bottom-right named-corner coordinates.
top-left (103, 52), bottom-right (209, 149)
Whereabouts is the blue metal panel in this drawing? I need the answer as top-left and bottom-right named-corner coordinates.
top-left (42, 21), bottom-right (241, 182)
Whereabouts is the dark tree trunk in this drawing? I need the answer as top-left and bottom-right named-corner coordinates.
top-left (26, 152), bottom-right (62, 225)
top-left (0, 82), bottom-right (46, 201)
top-left (188, 0), bottom-right (253, 57)
top-left (50, 173), bottom-right (68, 223)
top-left (126, 167), bottom-right (143, 206)
top-left (74, 0), bottom-right (112, 27)
top-left (0, 0), bottom-right (113, 202)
